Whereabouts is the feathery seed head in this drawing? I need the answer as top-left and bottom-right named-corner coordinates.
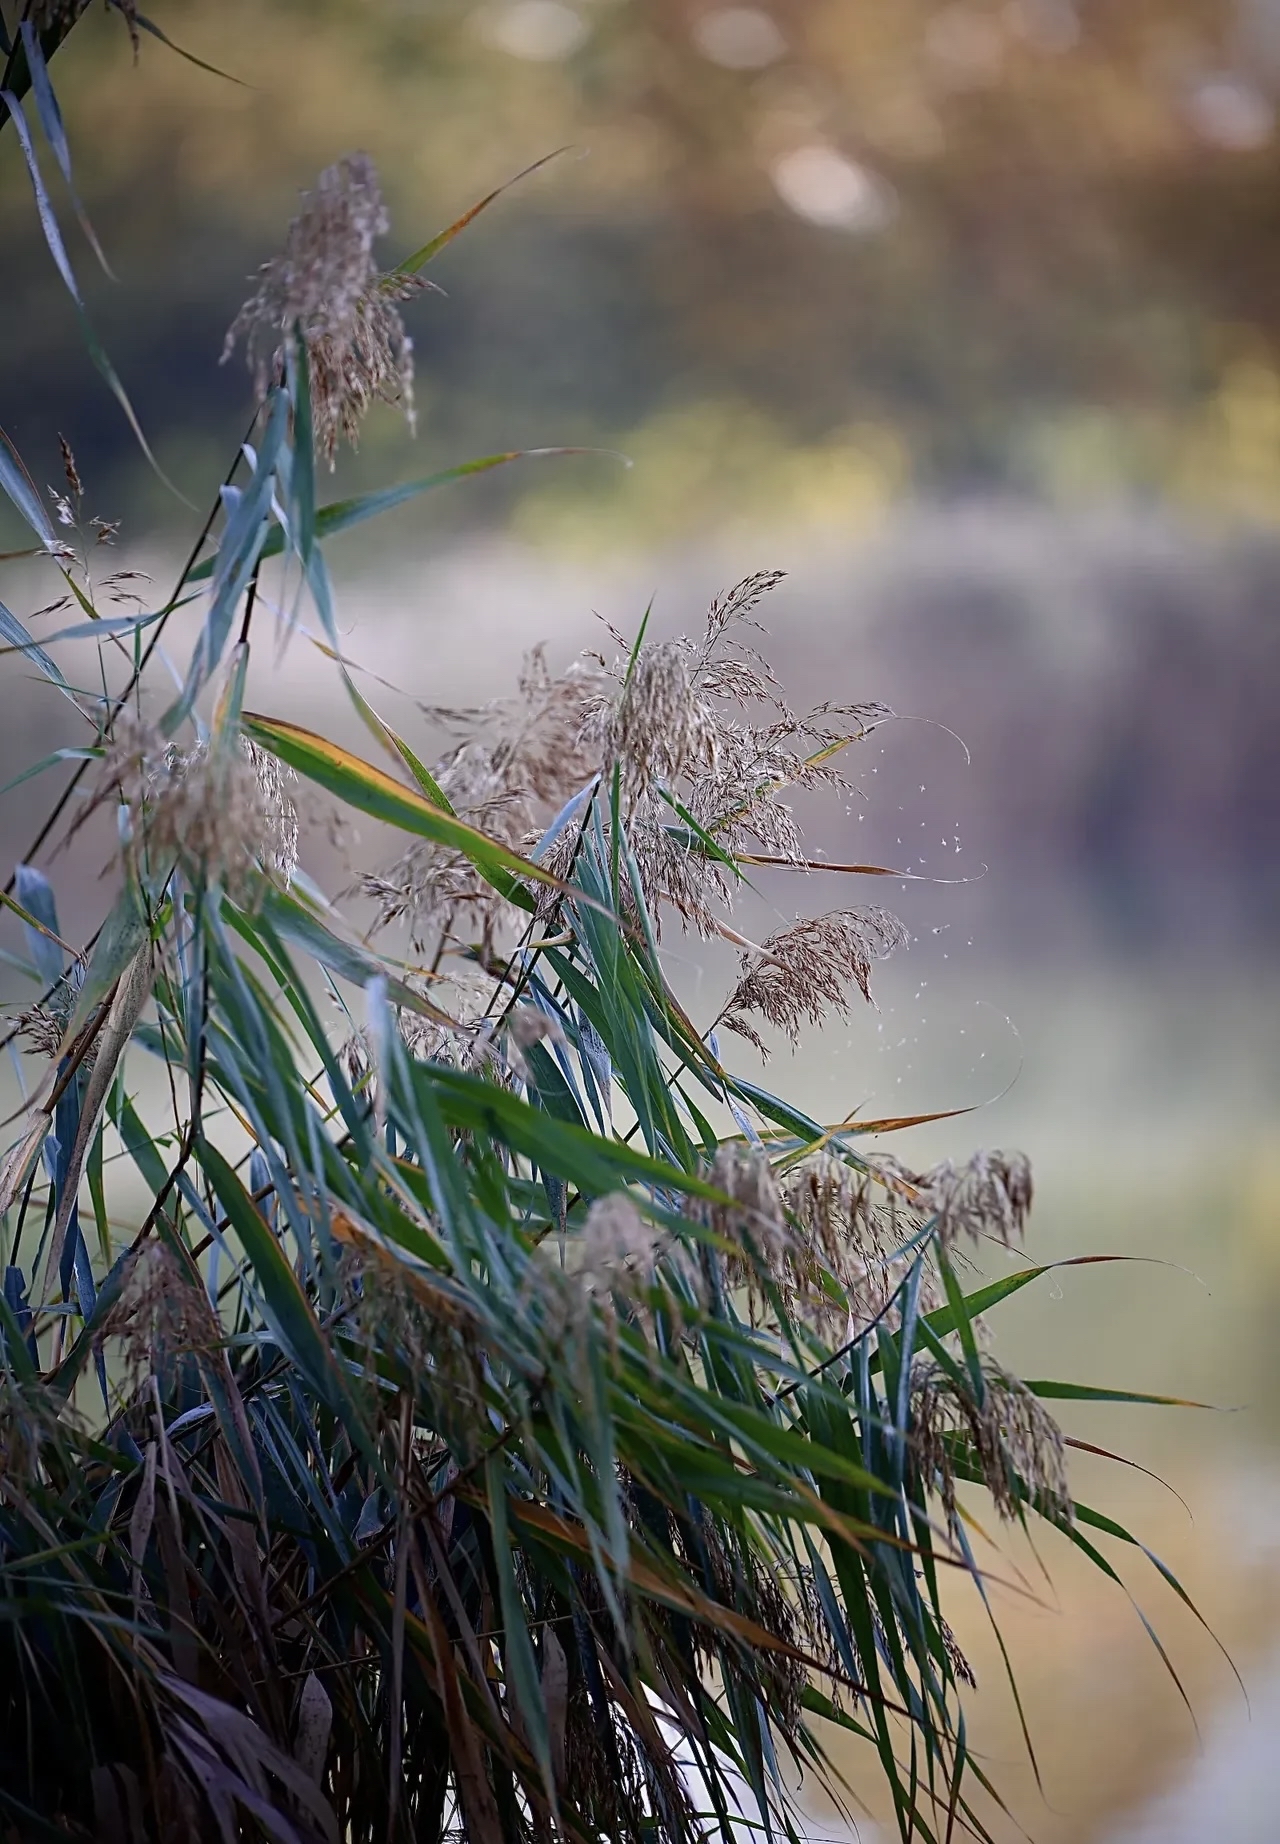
top-left (911, 1149), bottom-right (1033, 1248)
top-left (346, 1251), bottom-right (487, 1453)
top-left (582, 638), bottom-right (720, 795)
top-left (363, 650), bottom-right (602, 952)
top-left (0, 1371), bottom-right (76, 1483)
top-left (703, 569), bottom-right (789, 645)
top-left (910, 1356), bottom-right (1070, 1524)
top-left (98, 1244), bottom-right (223, 1392)
top-left (696, 1146), bottom-right (938, 1335)
top-left (58, 435), bottom-right (82, 501)
top-left (781, 1151), bottom-right (941, 1336)
top-left (101, 717), bottom-right (298, 899)
top-left (340, 972), bottom-right (504, 1097)
top-left (706, 1143), bottom-right (791, 1268)
top-left (547, 1191), bottom-right (687, 1352)
top-left (13, 1002), bottom-right (69, 1060)
top-left (720, 907), bottom-right (907, 1055)
top-left (12, 952), bottom-right (85, 1063)
top-left (222, 154), bottom-right (427, 465)
top-left (689, 1145), bottom-right (798, 1323)
top-left (689, 1518), bottom-right (810, 1734)
top-left (501, 1003), bottom-right (566, 1079)
top-left (574, 1193), bottom-right (665, 1303)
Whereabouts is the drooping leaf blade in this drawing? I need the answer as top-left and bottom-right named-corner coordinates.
top-left (185, 449), bottom-right (621, 583)
top-left (243, 715), bottom-right (555, 909)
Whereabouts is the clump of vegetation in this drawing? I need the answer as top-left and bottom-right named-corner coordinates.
top-left (0, 12), bottom-right (1206, 1841)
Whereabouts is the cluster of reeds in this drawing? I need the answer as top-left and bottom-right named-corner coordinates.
top-left (0, 12), bottom-right (1199, 1841)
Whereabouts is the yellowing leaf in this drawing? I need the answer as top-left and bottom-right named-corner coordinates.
top-left (243, 714), bottom-right (545, 910)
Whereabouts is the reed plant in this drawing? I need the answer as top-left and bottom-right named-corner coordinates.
top-left (0, 11), bottom-right (1209, 1840)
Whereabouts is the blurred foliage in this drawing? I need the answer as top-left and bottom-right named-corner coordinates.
top-left (5, 0), bottom-right (1280, 536)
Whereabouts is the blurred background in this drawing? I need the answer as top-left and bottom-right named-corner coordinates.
top-left (1, 1), bottom-right (1279, 1837)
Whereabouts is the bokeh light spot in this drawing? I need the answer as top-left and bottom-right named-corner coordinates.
top-left (769, 144), bottom-right (896, 233)
top-left (474, 1), bottom-right (590, 62)
top-left (692, 8), bottom-right (787, 71)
